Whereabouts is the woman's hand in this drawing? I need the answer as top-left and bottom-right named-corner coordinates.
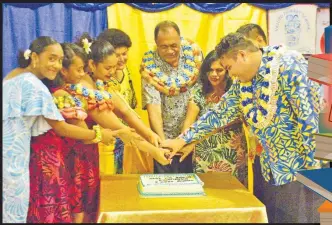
top-left (100, 128), bottom-right (117, 145)
top-left (146, 131), bottom-right (162, 147)
top-left (178, 142), bottom-right (196, 162)
top-left (112, 127), bottom-right (144, 144)
top-left (150, 148), bottom-right (171, 166)
top-left (160, 138), bottom-right (187, 159)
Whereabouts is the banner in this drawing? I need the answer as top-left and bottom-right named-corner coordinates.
top-left (268, 4), bottom-right (318, 54)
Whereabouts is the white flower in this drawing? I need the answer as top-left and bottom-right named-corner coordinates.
top-left (24, 49), bottom-right (31, 60)
top-left (82, 38), bottom-right (92, 54)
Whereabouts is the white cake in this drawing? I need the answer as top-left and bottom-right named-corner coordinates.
top-left (137, 173), bottom-right (206, 198)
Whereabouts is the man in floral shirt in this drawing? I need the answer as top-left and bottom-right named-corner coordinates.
top-left (141, 20), bottom-right (203, 173)
top-left (162, 32), bottom-right (326, 223)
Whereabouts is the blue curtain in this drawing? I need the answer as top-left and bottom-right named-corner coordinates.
top-left (126, 3), bottom-right (330, 13)
top-left (3, 3), bottom-right (107, 77)
top-left (2, 3), bottom-right (330, 77)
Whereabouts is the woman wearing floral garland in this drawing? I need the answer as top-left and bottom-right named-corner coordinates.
top-left (76, 33), bottom-right (166, 173)
top-left (181, 50), bottom-right (248, 187)
top-left (3, 36), bottom-right (118, 224)
top-left (97, 28), bottom-right (152, 175)
top-left (43, 42), bottom-right (170, 223)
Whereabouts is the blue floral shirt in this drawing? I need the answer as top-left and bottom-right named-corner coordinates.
top-left (179, 46), bottom-right (323, 186)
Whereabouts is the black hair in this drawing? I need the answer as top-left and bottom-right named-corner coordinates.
top-left (154, 20), bottom-right (180, 41)
top-left (236, 23), bottom-right (267, 43)
top-left (18, 36), bottom-right (58, 68)
top-left (200, 50), bottom-right (232, 96)
top-left (97, 28), bottom-right (132, 49)
top-left (77, 32), bottom-right (115, 64)
top-left (215, 32), bottom-right (259, 59)
top-left (61, 43), bottom-right (88, 69)
top-left (50, 42), bottom-right (89, 88)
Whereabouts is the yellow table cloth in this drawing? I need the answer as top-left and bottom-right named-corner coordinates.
top-left (98, 173), bottom-right (268, 223)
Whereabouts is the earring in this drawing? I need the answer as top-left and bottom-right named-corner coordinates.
top-left (33, 63), bottom-right (36, 69)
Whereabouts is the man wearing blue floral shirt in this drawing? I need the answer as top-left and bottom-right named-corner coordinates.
top-left (162, 32), bottom-right (326, 223)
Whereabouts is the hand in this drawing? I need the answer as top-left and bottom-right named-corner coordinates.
top-left (100, 128), bottom-right (116, 145)
top-left (178, 142), bottom-right (195, 163)
top-left (150, 147), bottom-right (171, 166)
top-left (146, 131), bottom-right (162, 147)
top-left (113, 127), bottom-right (144, 144)
top-left (160, 138), bottom-right (187, 159)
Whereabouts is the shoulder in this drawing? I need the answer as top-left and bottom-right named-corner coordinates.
top-left (53, 89), bottom-right (71, 98)
top-left (4, 72), bottom-right (49, 94)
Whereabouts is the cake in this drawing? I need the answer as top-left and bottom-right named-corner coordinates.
top-left (137, 173), bottom-right (206, 198)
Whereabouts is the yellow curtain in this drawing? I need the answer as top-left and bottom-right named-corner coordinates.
top-left (106, 3), bottom-right (267, 192)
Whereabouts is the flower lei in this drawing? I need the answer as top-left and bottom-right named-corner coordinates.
top-left (95, 77), bottom-right (121, 93)
top-left (95, 79), bottom-right (142, 119)
top-left (141, 37), bottom-right (202, 96)
top-left (64, 83), bottom-right (114, 111)
top-left (239, 45), bottom-right (285, 129)
top-left (53, 94), bottom-right (88, 120)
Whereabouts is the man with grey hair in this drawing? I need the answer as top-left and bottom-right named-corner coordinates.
top-left (140, 20), bottom-right (203, 173)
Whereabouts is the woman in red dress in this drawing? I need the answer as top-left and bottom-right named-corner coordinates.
top-left (27, 43), bottom-right (140, 223)
top-left (41, 42), bottom-right (171, 223)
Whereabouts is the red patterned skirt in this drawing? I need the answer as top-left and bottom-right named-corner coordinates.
top-left (27, 129), bottom-right (72, 223)
top-left (66, 140), bottom-right (100, 222)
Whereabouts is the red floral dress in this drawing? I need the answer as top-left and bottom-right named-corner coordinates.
top-left (63, 84), bottom-right (114, 222)
top-left (28, 129), bottom-right (73, 223)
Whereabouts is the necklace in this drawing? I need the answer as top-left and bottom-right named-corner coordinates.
top-left (64, 83), bottom-right (114, 111)
top-left (239, 45), bottom-right (283, 129)
top-left (141, 37), bottom-right (202, 96)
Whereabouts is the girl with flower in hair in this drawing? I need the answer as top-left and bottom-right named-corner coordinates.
top-left (46, 39), bottom-right (171, 222)
top-left (76, 33), bottom-right (168, 175)
top-left (3, 36), bottom-right (119, 223)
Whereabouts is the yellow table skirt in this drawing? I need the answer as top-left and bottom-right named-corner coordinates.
top-left (98, 173), bottom-right (268, 223)
top-left (99, 142), bottom-right (153, 175)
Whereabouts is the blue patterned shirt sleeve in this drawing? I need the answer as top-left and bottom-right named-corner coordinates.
top-left (179, 83), bottom-right (242, 143)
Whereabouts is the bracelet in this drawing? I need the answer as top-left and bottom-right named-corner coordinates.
top-left (92, 125), bottom-right (102, 143)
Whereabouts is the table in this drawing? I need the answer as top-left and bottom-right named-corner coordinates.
top-left (98, 173), bottom-right (268, 223)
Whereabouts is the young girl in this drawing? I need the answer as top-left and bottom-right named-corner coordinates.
top-left (3, 36), bottom-right (117, 223)
top-left (48, 42), bottom-right (171, 222)
top-left (76, 34), bottom-right (168, 161)
top-left (97, 29), bottom-right (152, 174)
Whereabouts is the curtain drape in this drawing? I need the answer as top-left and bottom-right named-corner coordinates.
top-left (2, 3), bottom-right (107, 76)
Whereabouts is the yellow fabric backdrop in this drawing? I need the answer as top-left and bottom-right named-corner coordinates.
top-left (105, 3), bottom-right (268, 193)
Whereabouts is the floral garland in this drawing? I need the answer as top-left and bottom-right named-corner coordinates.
top-left (53, 94), bottom-right (88, 120)
top-left (141, 37), bottom-right (202, 96)
top-left (95, 79), bottom-right (141, 119)
top-left (239, 45), bottom-right (285, 129)
top-left (64, 83), bottom-right (114, 111)
top-left (95, 77), bottom-right (121, 92)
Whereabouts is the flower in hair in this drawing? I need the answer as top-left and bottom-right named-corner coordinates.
top-left (82, 38), bottom-right (92, 54)
top-left (24, 49), bottom-right (32, 60)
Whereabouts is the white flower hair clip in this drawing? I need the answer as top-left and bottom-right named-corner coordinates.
top-left (82, 38), bottom-right (92, 54)
top-left (24, 49), bottom-right (32, 60)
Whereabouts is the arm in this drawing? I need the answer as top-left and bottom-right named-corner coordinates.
top-left (53, 89), bottom-right (94, 144)
top-left (141, 78), bottom-right (166, 140)
top-left (146, 104), bottom-right (166, 141)
top-left (181, 101), bottom-right (200, 133)
top-left (45, 118), bottom-right (95, 140)
top-left (88, 106), bottom-right (170, 165)
top-left (161, 84), bottom-right (242, 153)
top-left (110, 90), bottom-right (160, 144)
